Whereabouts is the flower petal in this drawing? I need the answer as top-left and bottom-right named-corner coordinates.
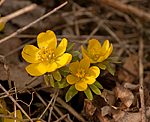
top-left (66, 75), bottom-right (79, 84)
top-left (79, 58), bottom-right (90, 71)
top-left (56, 53), bottom-right (72, 68)
top-left (87, 39), bottom-right (101, 53)
top-left (87, 66), bottom-right (100, 78)
top-left (69, 61), bottom-right (79, 74)
top-left (46, 62), bottom-right (57, 72)
top-left (97, 44), bottom-right (113, 62)
top-left (75, 80), bottom-right (88, 91)
top-left (100, 40), bottom-right (110, 55)
top-left (25, 63), bottom-right (47, 76)
top-left (54, 38), bottom-right (67, 57)
top-left (81, 45), bottom-right (89, 59)
top-left (22, 45), bottom-right (40, 63)
top-left (84, 77), bottom-right (96, 85)
top-left (37, 30), bottom-right (57, 49)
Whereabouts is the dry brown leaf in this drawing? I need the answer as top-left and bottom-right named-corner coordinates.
top-left (118, 54), bottom-right (139, 83)
top-left (114, 83), bottom-right (134, 108)
top-left (101, 89), bottom-right (116, 106)
top-left (83, 99), bottom-right (96, 116)
top-left (101, 106), bottom-right (112, 117)
top-left (9, 63), bottom-right (43, 89)
top-left (113, 110), bottom-right (141, 122)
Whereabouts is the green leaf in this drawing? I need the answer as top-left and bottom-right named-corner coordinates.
top-left (65, 85), bottom-right (78, 102)
top-left (57, 79), bottom-right (69, 88)
top-left (44, 75), bottom-right (50, 86)
top-left (94, 81), bottom-right (103, 89)
top-left (97, 63), bottom-right (106, 70)
top-left (72, 51), bottom-right (80, 62)
top-left (84, 87), bottom-right (93, 100)
top-left (48, 74), bottom-right (55, 87)
top-left (89, 84), bottom-right (101, 95)
top-left (107, 57), bottom-right (121, 63)
top-left (59, 66), bottom-right (69, 77)
top-left (72, 51), bottom-right (80, 57)
top-left (66, 43), bottom-right (75, 52)
top-left (52, 70), bottom-right (62, 81)
top-left (105, 63), bottom-right (115, 76)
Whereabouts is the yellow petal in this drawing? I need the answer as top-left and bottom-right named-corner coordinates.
top-left (66, 75), bottom-right (79, 84)
top-left (26, 63), bottom-right (47, 76)
top-left (97, 44), bottom-right (113, 62)
top-left (46, 62), bottom-right (57, 72)
top-left (54, 38), bottom-right (67, 57)
top-left (37, 30), bottom-right (57, 49)
top-left (69, 61), bottom-right (79, 74)
top-left (84, 77), bottom-right (96, 85)
top-left (81, 45), bottom-right (89, 59)
top-left (87, 39), bottom-right (101, 53)
top-left (108, 43), bottom-right (113, 56)
top-left (22, 45), bottom-right (40, 63)
top-left (87, 66), bottom-right (100, 78)
top-left (100, 40), bottom-right (109, 55)
top-left (79, 58), bottom-right (90, 71)
top-left (0, 21), bottom-right (6, 31)
top-left (75, 80), bottom-right (88, 91)
top-left (56, 53), bottom-right (72, 68)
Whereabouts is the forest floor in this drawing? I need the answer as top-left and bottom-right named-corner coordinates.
top-left (0, 0), bottom-right (150, 122)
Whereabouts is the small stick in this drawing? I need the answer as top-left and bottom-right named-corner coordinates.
top-left (0, 4), bottom-right (37, 23)
top-left (55, 96), bottom-right (86, 122)
top-left (53, 114), bottom-right (69, 122)
top-left (0, 0), bottom-right (5, 6)
top-left (139, 37), bottom-right (147, 122)
top-left (0, 84), bottom-right (33, 122)
top-left (0, 1), bottom-right (68, 44)
top-left (98, 0), bottom-right (150, 21)
top-left (38, 91), bottom-right (57, 120)
top-left (35, 91), bottom-right (71, 122)
top-left (48, 90), bottom-right (59, 122)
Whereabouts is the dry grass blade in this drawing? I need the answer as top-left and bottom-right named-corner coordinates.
top-left (98, 0), bottom-right (150, 21)
top-left (139, 37), bottom-right (147, 122)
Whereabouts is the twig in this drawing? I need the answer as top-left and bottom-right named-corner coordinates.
top-left (0, 1), bottom-right (68, 44)
top-left (139, 37), bottom-right (146, 122)
top-left (0, 84), bottom-right (33, 122)
top-left (38, 91), bottom-right (57, 120)
top-left (98, 0), bottom-right (150, 21)
top-left (48, 90), bottom-right (59, 122)
top-left (35, 91), bottom-right (71, 122)
top-left (0, 0), bottom-right (5, 6)
top-left (53, 114), bottom-right (69, 122)
top-left (55, 96), bottom-right (86, 122)
top-left (0, 4), bottom-right (37, 23)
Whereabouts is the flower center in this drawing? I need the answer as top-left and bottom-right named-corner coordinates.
top-left (93, 54), bottom-right (100, 61)
top-left (38, 48), bottom-right (55, 62)
top-left (76, 68), bottom-right (85, 78)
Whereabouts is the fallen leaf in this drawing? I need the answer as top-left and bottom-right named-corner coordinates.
top-left (118, 54), bottom-right (138, 83)
top-left (114, 83), bottom-right (134, 108)
top-left (9, 63), bottom-right (43, 89)
top-left (83, 99), bottom-right (96, 116)
top-left (101, 106), bottom-right (112, 117)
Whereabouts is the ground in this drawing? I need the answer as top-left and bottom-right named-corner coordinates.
top-left (0, 0), bottom-right (150, 122)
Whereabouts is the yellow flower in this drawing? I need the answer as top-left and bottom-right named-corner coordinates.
top-left (66, 58), bottom-right (100, 91)
top-left (0, 16), bottom-right (6, 31)
top-left (22, 30), bottom-right (72, 76)
top-left (81, 39), bottom-right (113, 63)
